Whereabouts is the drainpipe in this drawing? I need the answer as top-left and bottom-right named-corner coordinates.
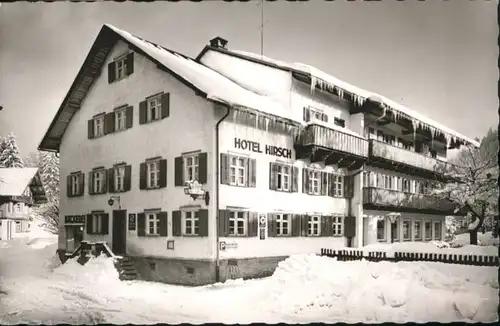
top-left (347, 167), bottom-right (364, 248)
top-left (214, 103), bottom-right (231, 283)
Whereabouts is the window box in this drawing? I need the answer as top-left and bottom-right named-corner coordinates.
top-left (139, 92), bottom-right (170, 124)
top-left (67, 172), bottom-right (85, 197)
top-left (220, 153), bottom-right (257, 188)
top-left (140, 158), bottom-right (167, 190)
top-left (108, 52), bottom-right (134, 83)
top-left (174, 152), bottom-right (208, 186)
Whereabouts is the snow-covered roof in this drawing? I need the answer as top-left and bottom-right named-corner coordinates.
top-left (224, 50), bottom-right (479, 148)
top-left (105, 25), bottom-right (293, 123)
top-left (0, 168), bottom-right (38, 196)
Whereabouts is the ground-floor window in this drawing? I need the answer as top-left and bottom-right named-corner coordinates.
top-left (147, 212), bottom-right (160, 236)
top-left (402, 219), bottom-right (412, 241)
top-left (332, 215), bottom-right (343, 236)
top-left (377, 218), bottom-right (386, 241)
top-left (15, 221), bottom-right (21, 233)
top-left (308, 216), bottom-right (320, 236)
top-left (183, 210), bottom-right (199, 235)
top-left (424, 221), bottom-right (432, 240)
top-left (391, 220), bottom-right (399, 241)
top-left (413, 220), bottom-right (422, 241)
top-left (65, 225), bottom-right (84, 252)
top-left (276, 214), bottom-right (291, 236)
top-left (229, 211), bottom-right (247, 236)
top-left (433, 221), bottom-right (442, 240)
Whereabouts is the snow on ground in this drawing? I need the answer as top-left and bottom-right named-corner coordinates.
top-left (362, 241), bottom-right (498, 257)
top-left (1, 234), bottom-right (498, 324)
top-left (452, 231), bottom-right (500, 247)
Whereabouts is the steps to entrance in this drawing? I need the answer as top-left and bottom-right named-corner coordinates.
top-left (115, 256), bottom-right (139, 281)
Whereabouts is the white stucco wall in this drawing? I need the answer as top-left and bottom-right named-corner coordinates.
top-left (218, 121), bottom-right (347, 258)
top-left (199, 50), bottom-right (293, 109)
top-left (59, 40), bottom-right (218, 260)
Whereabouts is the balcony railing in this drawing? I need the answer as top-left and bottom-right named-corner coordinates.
top-left (363, 187), bottom-right (457, 213)
top-left (369, 139), bottom-right (450, 173)
top-left (297, 124), bottom-right (369, 158)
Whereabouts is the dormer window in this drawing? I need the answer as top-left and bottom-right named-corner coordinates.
top-left (108, 53), bottom-right (134, 83)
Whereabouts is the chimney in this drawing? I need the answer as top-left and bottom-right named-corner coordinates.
top-left (209, 37), bottom-right (228, 49)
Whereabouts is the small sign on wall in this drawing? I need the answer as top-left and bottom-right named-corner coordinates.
top-left (128, 214), bottom-right (136, 231)
top-left (167, 240), bottom-right (174, 250)
top-left (259, 214), bottom-right (267, 240)
top-left (260, 228), bottom-right (266, 240)
top-left (220, 241), bottom-right (238, 251)
top-left (65, 215), bottom-right (85, 225)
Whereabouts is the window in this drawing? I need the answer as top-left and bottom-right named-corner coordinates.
top-left (93, 116), bottom-right (104, 137)
top-left (147, 96), bottom-right (162, 123)
top-left (147, 212), bottom-right (160, 235)
top-left (332, 215), bottom-right (343, 236)
top-left (414, 220), bottom-right (422, 240)
top-left (391, 219), bottom-right (400, 241)
top-left (334, 118), bottom-right (345, 128)
top-left (92, 214), bottom-right (103, 234)
top-left (15, 203), bottom-right (22, 213)
top-left (402, 219), bottom-right (411, 241)
top-left (69, 173), bottom-right (81, 196)
top-left (377, 130), bottom-right (384, 142)
top-left (403, 179), bottom-right (410, 192)
top-left (309, 170), bottom-right (321, 195)
top-left (115, 107), bottom-right (127, 131)
top-left (383, 175), bottom-right (392, 189)
top-left (184, 211), bottom-right (199, 236)
top-left (277, 165), bottom-right (291, 191)
top-left (147, 160), bottom-right (160, 188)
top-left (229, 156), bottom-right (247, 186)
top-left (114, 165), bottom-right (126, 192)
top-left (377, 218), bottom-right (386, 241)
top-left (384, 134), bottom-right (396, 145)
top-left (362, 172), bottom-right (368, 187)
top-left (92, 170), bottom-right (106, 194)
top-left (424, 221), bottom-right (432, 240)
top-left (367, 127), bottom-right (376, 139)
top-left (304, 106), bottom-right (327, 123)
top-left (184, 155), bottom-right (199, 182)
top-left (333, 175), bottom-right (344, 197)
top-left (433, 221), bottom-right (442, 240)
top-left (308, 216), bottom-right (321, 236)
top-left (115, 56), bottom-right (127, 80)
top-left (276, 214), bottom-right (291, 236)
top-left (229, 211), bottom-right (247, 236)
top-left (65, 225), bottom-right (83, 252)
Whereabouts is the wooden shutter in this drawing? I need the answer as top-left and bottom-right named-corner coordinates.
top-left (327, 173), bottom-right (334, 197)
top-left (161, 93), bottom-right (170, 119)
top-left (79, 173), bottom-right (85, 196)
top-left (87, 119), bottom-right (94, 139)
top-left (108, 61), bottom-right (116, 83)
top-left (344, 216), bottom-right (356, 237)
top-left (198, 209), bottom-right (209, 237)
top-left (124, 165), bottom-right (132, 191)
top-left (66, 175), bottom-right (72, 197)
top-left (198, 152), bottom-right (208, 184)
top-left (301, 215), bottom-right (309, 237)
top-left (248, 158), bottom-right (256, 187)
top-left (125, 106), bottom-right (133, 129)
top-left (86, 214), bottom-right (93, 235)
top-left (159, 159), bottom-right (167, 188)
top-left (247, 212), bottom-right (258, 237)
top-left (125, 53), bottom-right (134, 76)
top-left (291, 214), bottom-right (301, 236)
top-left (321, 172), bottom-right (328, 196)
top-left (104, 112), bottom-right (115, 135)
top-left (101, 213), bottom-right (109, 235)
top-left (139, 162), bottom-right (147, 189)
top-left (267, 213), bottom-right (277, 237)
top-left (292, 166), bottom-right (299, 192)
top-left (303, 107), bottom-right (310, 122)
top-left (139, 101), bottom-right (147, 124)
top-left (174, 156), bottom-right (184, 186)
top-left (101, 170), bottom-right (108, 194)
top-left (218, 209), bottom-right (229, 237)
top-left (158, 211), bottom-right (168, 237)
top-left (321, 215), bottom-right (332, 237)
top-left (137, 213), bottom-right (146, 237)
top-left (107, 168), bottom-right (115, 193)
top-left (344, 175), bottom-right (353, 199)
top-left (220, 153), bottom-right (230, 185)
top-left (88, 172), bottom-right (94, 195)
top-left (302, 169), bottom-right (310, 194)
top-left (172, 210), bottom-right (182, 236)
top-left (269, 162), bottom-right (276, 190)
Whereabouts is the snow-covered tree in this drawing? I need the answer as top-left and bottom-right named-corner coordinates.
top-left (431, 128), bottom-right (499, 245)
top-left (23, 151), bottom-right (41, 168)
top-left (445, 215), bottom-right (458, 242)
top-left (0, 132), bottom-right (24, 168)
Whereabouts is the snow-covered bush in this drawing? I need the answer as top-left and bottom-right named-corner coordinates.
top-left (445, 216), bottom-right (458, 242)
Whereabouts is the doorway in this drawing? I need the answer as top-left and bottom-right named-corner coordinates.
top-left (112, 210), bottom-right (127, 256)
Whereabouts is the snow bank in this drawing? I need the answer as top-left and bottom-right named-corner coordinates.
top-left (52, 255), bottom-right (120, 285)
top-left (453, 231), bottom-right (499, 247)
top-left (26, 237), bottom-right (58, 249)
top-left (263, 254), bottom-right (498, 322)
top-left (362, 241), bottom-right (498, 257)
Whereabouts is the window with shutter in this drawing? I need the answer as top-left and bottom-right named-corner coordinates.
top-left (92, 115), bottom-right (105, 138)
top-left (114, 106), bottom-right (127, 131)
top-left (274, 163), bottom-right (291, 192)
top-left (276, 214), bottom-right (291, 236)
top-left (113, 54), bottom-right (129, 81)
top-left (183, 210), bottom-right (200, 236)
top-left (228, 211), bottom-right (247, 236)
top-left (68, 173), bottom-right (81, 197)
top-left (228, 156), bottom-right (248, 186)
top-left (307, 216), bottom-right (321, 236)
top-left (332, 215), bottom-right (343, 236)
top-left (113, 165), bottom-right (126, 192)
top-left (145, 211), bottom-right (160, 236)
top-left (143, 159), bottom-right (161, 189)
top-left (308, 169), bottom-right (321, 195)
top-left (146, 94), bottom-right (162, 123)
top-left (90, 169), bottom-right (107, 194)
top-left (184, 154), bottom-right (200, 182)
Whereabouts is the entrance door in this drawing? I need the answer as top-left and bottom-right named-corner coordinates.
top-left (112, 210), bottom-right (127, 256)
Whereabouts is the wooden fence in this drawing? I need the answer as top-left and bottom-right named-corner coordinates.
top-left (320, 248), bottom-right (499, 267)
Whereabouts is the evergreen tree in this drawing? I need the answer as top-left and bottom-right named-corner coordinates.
top-left (0, 132), bottom-right (24, 168)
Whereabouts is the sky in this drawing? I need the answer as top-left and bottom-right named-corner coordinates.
top-left (0, 0), bottom-right (497, 156)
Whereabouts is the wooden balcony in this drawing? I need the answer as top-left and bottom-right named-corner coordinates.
top-left (295, 123), bottom-right (368, 170)
top-left (363, 187), bottom-right (457, 215)
top-left (368, 139), bottom-right (453, 180)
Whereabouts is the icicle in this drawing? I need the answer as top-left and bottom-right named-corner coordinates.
top-left (310, 76), bottom-right (316, 95)
top-left (411, 119), bottom-right (417, 142)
